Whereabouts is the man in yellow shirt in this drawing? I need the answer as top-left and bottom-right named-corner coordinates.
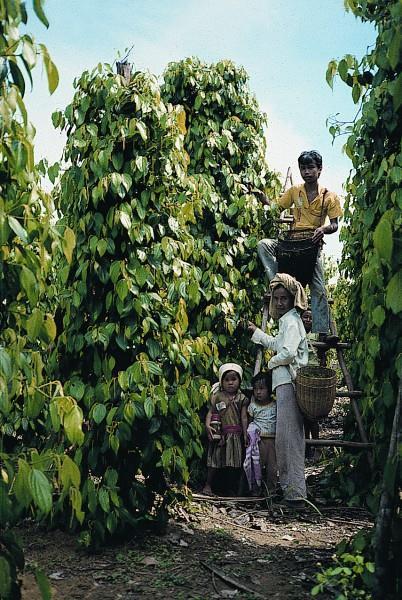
top-left (257, 150), bottom-right (342, 337)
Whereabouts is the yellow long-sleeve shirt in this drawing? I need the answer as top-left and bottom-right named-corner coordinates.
top-left (276, 184), bottom-right (343, 230)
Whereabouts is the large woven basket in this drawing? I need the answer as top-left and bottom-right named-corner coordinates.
top-left (296, 366), bottom-right (337, 420)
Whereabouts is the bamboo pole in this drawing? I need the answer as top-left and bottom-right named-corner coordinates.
top-left (305, 439), bottom-right (373, 449)
top-left (373, 380), bottom-right (401, 600)
top-left (253, 302), bottom-right (269, 375)
top-left (329, 313), bottom-right (370, 450)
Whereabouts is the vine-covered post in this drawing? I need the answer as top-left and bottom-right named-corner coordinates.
top-left (373, 380), bottom-right (401, 599)
top-left (323, 0), bottom-right (402, 596)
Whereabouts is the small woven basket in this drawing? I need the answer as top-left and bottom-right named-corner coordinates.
top-left (296, 366), bottom-right (337, 420)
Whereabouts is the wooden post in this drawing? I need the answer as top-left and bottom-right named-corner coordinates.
top-left (116, 61), bottom-right (132, 83)
top-left (305, 439), bottom-right (373, 449)
top-left (329, 311), bottom-right (371, 451)
top-left (373, 380), bottom-right (401, 599)
top-left (253, 302), bottom-right (269, 375)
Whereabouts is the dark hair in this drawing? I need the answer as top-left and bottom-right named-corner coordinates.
top-left (252, 371), bottom-right (272, 390)
top-left (298, 150), bottom-right (322, 169)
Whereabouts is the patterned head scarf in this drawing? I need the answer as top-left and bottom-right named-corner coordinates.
top-left (269, 273), bottom-right (308, 319)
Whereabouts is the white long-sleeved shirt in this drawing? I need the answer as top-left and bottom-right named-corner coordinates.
top-left (251, 308), bottom-right (308, 390)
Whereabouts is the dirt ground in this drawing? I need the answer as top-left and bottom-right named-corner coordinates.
top-left (18, 400), bottom-right (373, 600)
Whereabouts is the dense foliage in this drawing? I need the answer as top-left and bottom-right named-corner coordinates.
top-left (321, 0), bottom-right (401, 596)
top-left (162, 58), bottom-right (280, 374)
top-left (50, 58), bottom-right (278, 546)
top-left (0, 1), bottom-right (83, 597)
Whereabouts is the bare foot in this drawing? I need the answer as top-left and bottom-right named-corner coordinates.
top-left (201, 485), bottom-right (213, 496)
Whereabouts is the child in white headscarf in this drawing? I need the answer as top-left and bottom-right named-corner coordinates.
top-left (202, 363), bottom-right (248, 496)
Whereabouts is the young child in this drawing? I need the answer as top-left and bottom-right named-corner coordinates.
top-left (248, 273), bottom-right (309, 507)
top-left (202, 363), bottom-right (248, 496)
top-left (244, 371), bottom-right (278, 495)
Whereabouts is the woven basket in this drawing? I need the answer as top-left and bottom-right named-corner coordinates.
top-left (296, 366), bottom-right (337, 420)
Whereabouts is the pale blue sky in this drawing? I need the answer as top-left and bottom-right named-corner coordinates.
top-left (25, 0), bottom-right (375, 258)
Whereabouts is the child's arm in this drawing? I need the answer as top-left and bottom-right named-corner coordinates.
top-left (205, 407), bottom-right (215, 441)
top-left (268, 322), bottom-right (302, 369)
top-left (248, 322), bottom-right (277, 351)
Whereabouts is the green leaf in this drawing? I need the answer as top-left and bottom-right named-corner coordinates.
top-left (35, 568), bottom-right (52, 600)
top-left (372, 306), bottom-right (385, 327)
top-left (14, 459), bottom-right (32, 508)
top-left (0, 348), bottom-right (12, 378)
top-left (92, 403), bottom-right (107, 424)
top-left (392, 72), bottom-right (402, 112)
top-left (22, 40), bottom-right (37, 69)
top-left (119, 211), bottom-right (132, 230)
top-left (386, 271), bottom-right (402, 314)
top-left (325, 60), bottom-right (337, 89)
top-left (42, 314), bottom-right (57, 341)
top-left (136, 121), bottom-right (147, 141)
top-left (388, 27), bottom-right (401, 69)
top-left (0, 378), bottom-right (11, 415)
top-left (33, 0), bottom-right (50, 27)
top-left (8, 215), bottom-right (28, 242)
top-left (134, 266), bottom-right (149, 287)
top-left (68, 379), bottom-right (85, 401)
top-left (29, 469), bottom-right (52, 513)
top-left (39, 44), bottom-right (59, 93)
top-left (0, 556), bottom-right (11, 598)
top-left (98, 488), bottom-right (110, 513)
top-left (60, 455), bottom-right (81, 489)
top-left (27, 308), bottom-right (44, 341)
top-left (116, 279), bottom-right (129, 301)
top-left (144, 397), bottom-right (154, 419)
top-left (352, 83), bottom-right (361, 104)
top-left (62, 227), bottom-right (76, 264)
top-left (373, 215), bottom-right (393, 262)
top-left (20, 266), bottom-right (38, 306)
top-left (64, 405), bottom-right (84, 445)
top-left (9, 61), bottom-right (25, 96)
top-left (97, 239), bottom-right (108, 257)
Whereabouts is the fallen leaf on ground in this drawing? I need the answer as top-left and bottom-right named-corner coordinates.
top-left (282, 535), bottom-right (295, 541)
top-left (220, 589), bottom-right (239, 598)
top-left (49, 572), bottom-right (64, 580)
top-left (142, 556), bottom-right (158, 566)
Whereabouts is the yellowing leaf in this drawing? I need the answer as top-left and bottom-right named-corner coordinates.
top-left (62, 227), bottom-right (76, 264)
top-left (176, 108), bottom-right (187, 134)
top-left (43, 314), bottom-right (57, 341)
top-left (60, 455), bottom-right (81, 489)
top-left (63, 405), bottom-right (84, 446)
top-left (27, 309), bottom-right (44, 341)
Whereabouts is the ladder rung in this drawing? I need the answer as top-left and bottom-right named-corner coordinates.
top-left (306, 439), bottom-right (372, 449)
top-left (311, 341), bottom-right (351, 350)
top-left (336, 390), bottom-right (363, 398)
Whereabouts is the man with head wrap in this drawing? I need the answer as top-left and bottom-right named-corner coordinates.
top-left (248, 273), bottom-right (309, 506)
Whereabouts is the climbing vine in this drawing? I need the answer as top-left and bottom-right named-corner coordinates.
top-left (0, 1), bottom-right (83, 597)
top-left (162, 58), bottom-right (280, 376)
top-left (48, 58), bottom-right (279, 546)
top-left (321, 0), bottom-right (401, 597)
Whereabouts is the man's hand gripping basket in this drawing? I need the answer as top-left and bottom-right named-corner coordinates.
top-left (295, 366), bottom-right (337, 420)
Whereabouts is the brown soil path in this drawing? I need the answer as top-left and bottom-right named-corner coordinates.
top-left (19, 496), bottom-right (372, 600)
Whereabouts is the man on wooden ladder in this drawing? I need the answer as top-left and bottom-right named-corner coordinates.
top-left (256, 150), bottom-right (342, 344)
